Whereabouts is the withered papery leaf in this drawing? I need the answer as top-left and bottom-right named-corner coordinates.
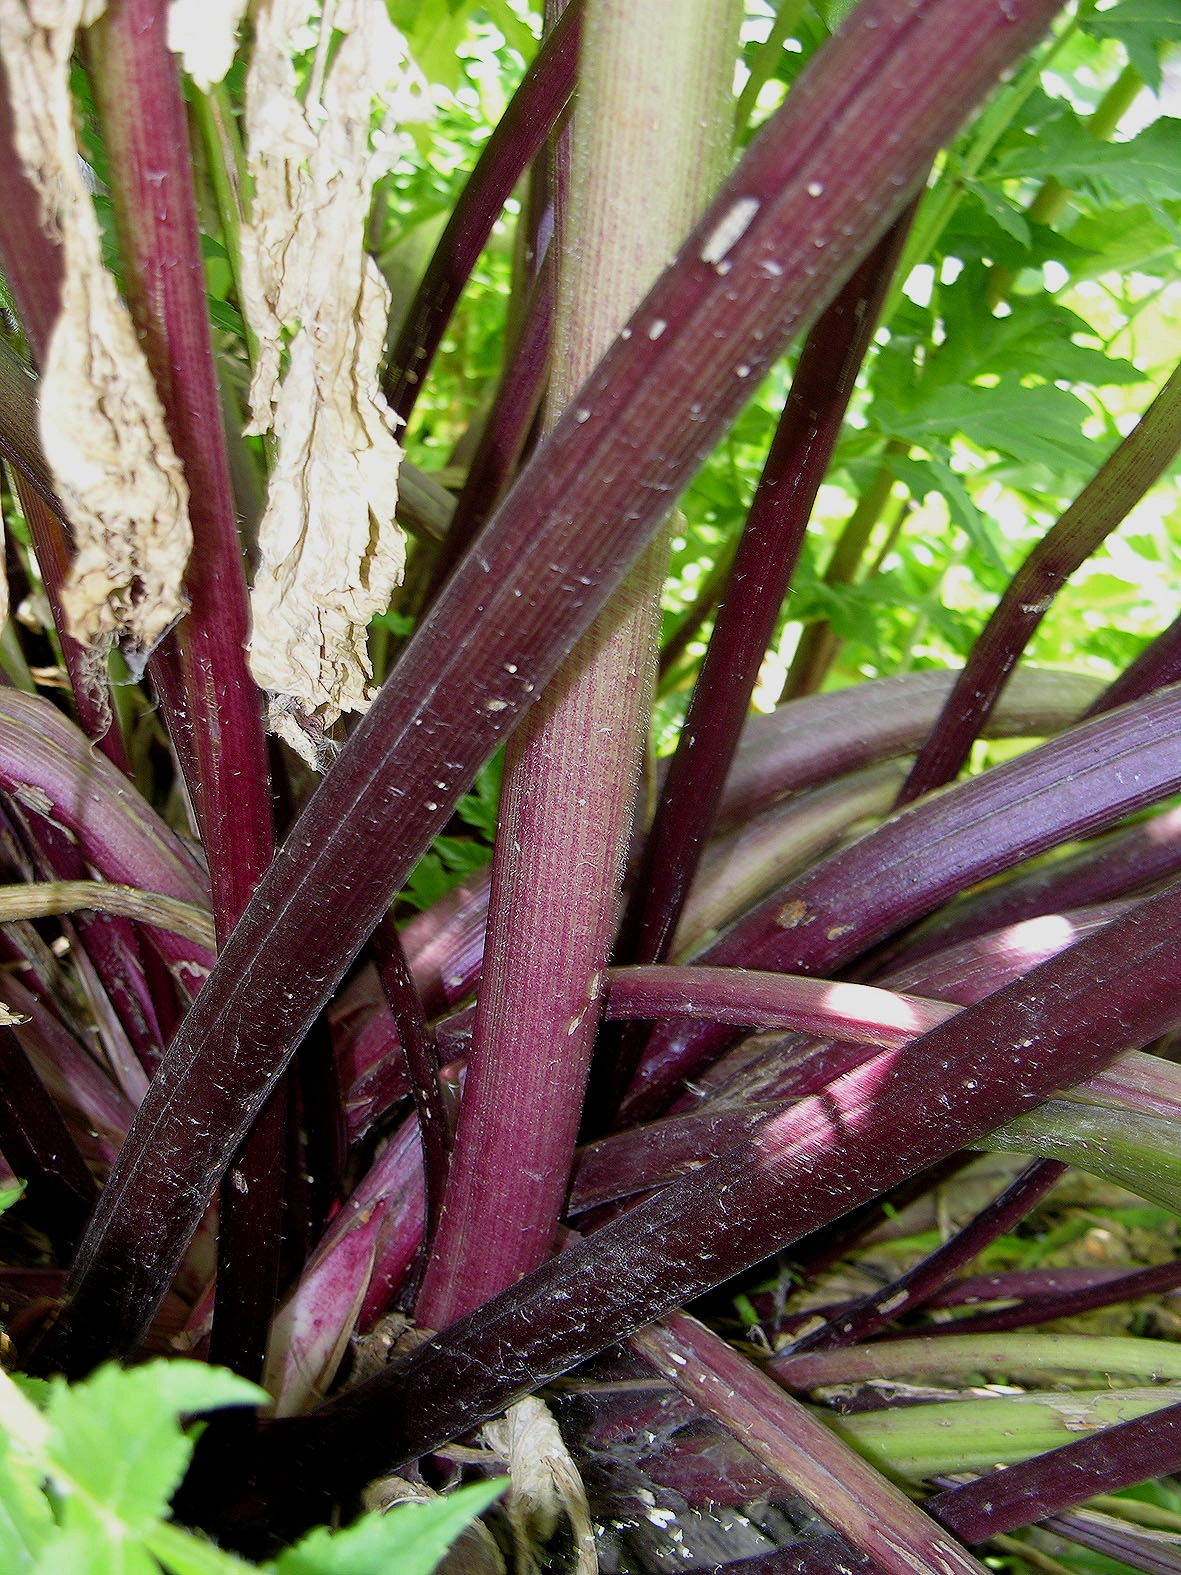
top-left (0, 0), bottom-right (192, 656)
top-left (483, 1396), bottom-right (598, 1575)
top-left (167, 0), bottom-right (250, 91)
top-left (241, 0), bottom-right (425, 766)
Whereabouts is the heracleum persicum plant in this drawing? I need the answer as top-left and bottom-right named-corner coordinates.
top-left (2, 0), bottom-right (1181, 1571)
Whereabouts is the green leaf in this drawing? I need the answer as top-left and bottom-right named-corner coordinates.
top-left (208, 298), bottom-right (245, 338)
top-left (962, 177), bottom-right (1030, 247)
top-left (887, 453), bottom-right (1007, 574)
top-left (271, 1482), bottom-right (505, 1575)
top-left (0, 1440), bottom-right (55, 1571)
top-left (994, 117), bottom-right (1181, 206)
top-left (0, 1179), bottom-right (24, 1216)
top-left (144, 1520), bottom-right (256, 1575)
top-left (44, 1363), bottom-right (263, 1532)
top-left (455, 751), bottom-right (502, 839)
top-left (1083, 0), bottom-right (1181, 91)
top-left (877, 374), bottom-right (1096, 475)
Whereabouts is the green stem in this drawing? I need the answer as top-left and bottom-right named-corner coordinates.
top-left (733, 0), bottom-right (807, 137)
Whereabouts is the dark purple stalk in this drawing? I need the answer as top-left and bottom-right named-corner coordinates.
top-left (629, 1311), bottom-right (984, 1575)
top-left (778, 1160), bottom-right (1065, 1356)
top-left (868, 804), bottom-right (1181, 975)
top-left (384, 1), bottom-right (580, 424)
top-left (676, 763), bottom-right (907, 958)
top-left (1086, 609), bottom-right (1181, 718)
top-left (1038, 1509), bottom-right (1181, 1575)
top-left (10, 802), bottom-right (166, 1078)
top-left (86, 0), bottom-right (279, 1377)
top-left (0, 972), bottom-right (133, 1165)
top-left (896, 1257), bottom-right (1181, 1338)
top-left (898, 358), bottom-right (1181, 805)
top-left (714, 667), bottom-right (1099, 834)
top-left (0, 1025), bottom-right (99, 1252)
top-left (195, 872), bottom-right (1181, 1536)
top-left (55, 0), bottom-right (1066, 1376)
top-left (427, 258), bottom-right (555, 593)
top-left (620, 686), bottom-right (1181, 1125)
top-left (620, 209), bottom-right (915, 974)
top-left (928, 1402), bottom-right (1181, 1543)
top-left (371, 915), bottom-right (448, 1247)
top-left (605, 965), bottom-right (957, 1042)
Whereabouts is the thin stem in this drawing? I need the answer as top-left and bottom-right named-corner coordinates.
top-left (929, 1402), bottom-right (1181, 1544)
top-left (631, 1310), bottom-right (985, 1575)
top-left (779, 446), bottom-right (905, 700)
top-left (780, 1159), bottom-right (1065, 1355)
top-left (384, 0), bottom-right (581, 424)
top-left (372, 915), bottom-right (448, 1253)
top-left (620, 209), bottom-right (914, 981)
top-left (86, 0), bottom-right (277, 1377)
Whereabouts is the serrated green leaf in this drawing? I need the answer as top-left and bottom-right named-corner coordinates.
top-left (272, 1482), bottom-right (504, 1575)
top-left (44, 1364), bottom-right (263, 1533)
top-left (1066, 199), bottom-right (1181, 278)
top-left (963, 178), bottom-right (1030, 247)
top-left (0, 1180), bottom-right (25, 1215)
top-left (994, 117), bottom-right (1181, 205)
top-left (1083, 0), bottom-right (1181, 91)
top-left (878, 375), bottom-right (1095, 474)
top-left (143, 1520), bottom-right (256, 1575)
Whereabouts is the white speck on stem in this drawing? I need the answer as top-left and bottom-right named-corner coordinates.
top-left (700, 195), bottom-right (760, 268)
top-left (647, 318), bottom-right (667, 340)
top-left (484, 698), bottom-right (508, 712)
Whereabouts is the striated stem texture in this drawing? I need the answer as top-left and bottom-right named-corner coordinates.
top-left (414, 0), bottom-right (742, 1329)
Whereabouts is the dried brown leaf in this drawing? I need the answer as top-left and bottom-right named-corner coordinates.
top-left (240, 0), bottom-right (426, 764)
top-left (482, 1396), bottom-right (598, 1575)
top-left (0, 0), bottom-right (192, 655)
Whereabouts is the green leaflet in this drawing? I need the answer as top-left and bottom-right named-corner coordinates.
top-left (0, 1363), bottom-right (500, 1575)
top-left (993, 117), bottom-right (1181, 206)
top-left (1083, 0), bottom-right (1181, 92)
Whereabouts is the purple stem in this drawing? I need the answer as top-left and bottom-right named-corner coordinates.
top-left (56, 0), bottom-right (1066, 1376)
top-left (372, 915), bottom-right (448, 1247)
top-left (895, 1257), bottom-right (1181, 1339)
top-left (1086, 608), bottom-right (1181, 719)
top-left (715, 668), bottom-right (1099, 834)
top-left (0, 344), bottom-right (130, 761)
top-left (0, 59), bottom-right (61, 357)
top-left (867, 804), bottom-right (1181, 976)
top-left (427, 257), bottom-right (555, 593)
top-left (384, 2), bottom-right (580, 423)
top-left (777, 1160), bottom-right (1065, 1356)
top-left (1038, 1508), bottom-right (1181, 1575)
top-left (0, 1024), bottom-right (99, 1251)
top-left (87, 0), bottom-right (279, 1376)
top-left (898, 358), bottom-right (1181, 805)
top-left (928, 1402), bottom-right (1181, 1543)
top-left (620, 686), bottom-right (1181, 1125)
top-left (209, 870), bottom-right (1181, 1531)
top-left (629, 1310), bottom-right (984, 1575)
top-left (620, 209), bottom-right (915, 973)
top-left (10, 804), bottom-right (166, 1077)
